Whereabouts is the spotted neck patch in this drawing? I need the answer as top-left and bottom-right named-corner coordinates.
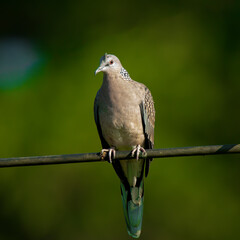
top-left (120, 67), bottom-right (131, 81)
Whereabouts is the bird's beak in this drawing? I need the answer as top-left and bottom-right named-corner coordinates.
top-left (95, 53), bottom-right (108, 75)
top-left (95, 66), bottom-right (103, 75)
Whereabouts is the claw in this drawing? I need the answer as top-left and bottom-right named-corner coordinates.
top-left (100, 147), bottom-right (116, 163)
top-left (131, 145), bottom-right (146, 160)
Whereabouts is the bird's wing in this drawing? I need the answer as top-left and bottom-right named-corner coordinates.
top-left (94, 90), bottom-right (110, 149)
top-left (140, 87), bottom-right (155, 177)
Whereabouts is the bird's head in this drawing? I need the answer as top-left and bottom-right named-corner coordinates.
top-left (95, 53), bottom-right (122, 75)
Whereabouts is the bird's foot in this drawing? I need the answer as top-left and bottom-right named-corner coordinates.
top-left (131, 145), bottom-right (146, 160)
top-left (100, 147), bottom-right (116, 163)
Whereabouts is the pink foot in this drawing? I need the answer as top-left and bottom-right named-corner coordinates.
top-left (131, 145), bottom-right (146, 160)
top-left (100, 147), bottom-right (116, 163)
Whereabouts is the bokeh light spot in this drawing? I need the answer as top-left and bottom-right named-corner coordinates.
top-left (0, 37), bottom-right (45, 90)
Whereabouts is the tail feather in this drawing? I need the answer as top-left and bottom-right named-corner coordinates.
top-left (120, 180), bottom-right (144, 238)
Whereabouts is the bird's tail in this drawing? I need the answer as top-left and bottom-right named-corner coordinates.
top-left (120, 180), bottom-right (144, 238)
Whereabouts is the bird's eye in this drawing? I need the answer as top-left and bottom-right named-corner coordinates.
top-left (109, 60), bottom-right (114, 65)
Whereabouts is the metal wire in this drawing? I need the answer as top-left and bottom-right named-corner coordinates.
top-left (0, 144), bottom-right (239, 168)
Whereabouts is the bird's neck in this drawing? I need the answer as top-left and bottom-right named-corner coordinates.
top-left (101, 72), bottom-right (130, 103)
top-left (102, 72), bottom-right (121, 88)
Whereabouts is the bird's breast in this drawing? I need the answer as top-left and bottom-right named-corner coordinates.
top-left (99, 100), bottom-right (145, 150)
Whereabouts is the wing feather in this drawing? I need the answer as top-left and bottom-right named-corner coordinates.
top-left (94, 91), bottom-right (110, 149)
top-left (140, 87), bottom-right (155, 177)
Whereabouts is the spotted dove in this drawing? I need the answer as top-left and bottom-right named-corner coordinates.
top-left (94, 53), bottom-right (155, 238)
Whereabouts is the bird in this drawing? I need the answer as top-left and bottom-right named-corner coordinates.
top-left (94, 53), bottom-right (155, 238)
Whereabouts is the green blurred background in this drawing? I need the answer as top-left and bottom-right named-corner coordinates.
top-left (0, 0), bottom-right (240, 239)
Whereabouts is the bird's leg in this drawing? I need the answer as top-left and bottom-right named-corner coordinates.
top-left (100, 147), bottom-right (116, 163)
top-left (131, 145), bottom-right (146, 160)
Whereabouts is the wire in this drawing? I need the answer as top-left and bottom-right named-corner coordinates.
top-left (0, 144), bottom-right (239, 168)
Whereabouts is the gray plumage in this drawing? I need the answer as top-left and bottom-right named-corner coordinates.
top-left (94, 53), bottom-right (155, 238)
